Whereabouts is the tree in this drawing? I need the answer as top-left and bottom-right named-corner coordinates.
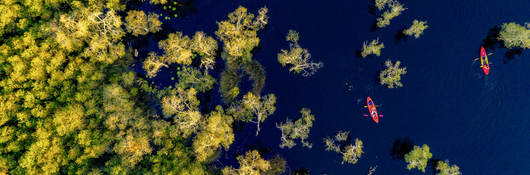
top-left (436, 160), bottom-right (461, 175)
top-left (125, 10), bottom-right (162, 36)
top-left (276, 108), bottom-right (315, 149)
top-left (222, 150), bottom-right (271, 175)
top-left (404, 144), bottom-right (433, 172)
top-left (190, 31), bottom-right (218, 71)
top-left (380, 60), bottom-right (407, 88)
top-left (161, 87), bottom-right (202, 137)
top-left (341, 139), bottom-right (363, 164)
top-left (143, 52), bottom-right (167, 78)
top-left (159, 31), bottom-right (194, 65)
top-left (403, 20), bottom-right (428, 39)
top-left (278, 30), bottom-right (323, 77)
top-left (376, 1), bottom-right (406, 28)
top-left (375, 0), bottom-right (391, 10)
top-left (216, 6), bottom-right (269, 61)
top-left (241, 92), bottom-right (277, 136)
top-left (263, 155), bottom-right (287, 175)
top-left (175, 66), bottom-right (216, 93)
top-left (361, 38), bottom-right (384, 58)
top-left (498, 22), bottom-right (530, 49)
top-left (193, 106), bottom-right (234, 162)
top-left (323, 131), bottom-right (364, 165)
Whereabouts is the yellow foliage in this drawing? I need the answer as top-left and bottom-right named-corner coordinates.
top-left (159, 32), bottom-right (194, 65)
top-left (193, 106), bottom-right (234, 162)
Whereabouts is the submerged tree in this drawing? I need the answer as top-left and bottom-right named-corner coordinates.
top-left (216, 6), bottom-right (269, 61)
top-left (175, 67), bottom-right (216, 92)
top-left (143, 52), bottom-right (167, 78)
top-left (125, 10), bottom-right (162, 36)
top-left (278, 30), bottom-right (323, 77)
top-left (191, 31), bottom-right (219, 71)
top-left (404, 144), bottom-right (433, 172)
top-left (379, 60), bottom-right (407, 88)
top-left (241, 92), bottom-right (277, 136)
top-left (264, 155), bottom-right (287, 175)
top-left (498, 22), bottom-right (530, 49)
top-left (403, 20), bottom-right (429, 39)
top-left (193, 106), bottom-right (234, 162)
top-left (222, 150), bottom-right (271, 175)
top-left (376, 1), bottom-right (406, 28)
top-left (323, 131), bottom-right (364, 165)
top-left (276, 108), bottom-right (316, 149)
top-left (436, 160), bottom-right (461, 175)
top-left (375, 0), bottom-right (392, 10)
top-left (361, 38), bottom-right (385, 58)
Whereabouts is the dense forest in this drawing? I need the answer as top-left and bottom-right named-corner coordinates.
top-left (0, 0), bottom-right (527, 174)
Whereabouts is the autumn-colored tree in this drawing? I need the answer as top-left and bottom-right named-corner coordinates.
top-left (263, 155), bottom-right (287, 175)
top-left (278, 30), bottom-right (323, 77)
top-left (216, 6), bottom-right (269, 61)
top-left (403, 20), bottom-right (429, 39)
top-left (380, 60), bottom-right (407, 88)
top-left (361, 38), bottom-right (384, 58)
top-left (404, 144), bottom-right (433, 172)
top-left (222, 150), bottom-right (271, 175)
top-left (125, 10), bottom-right (162, 36)
top-left (498, 22), bottom-right (530, 49)
top-left (241, 92), bottom-right (277, 136)
top-left (276, 108), bottom-right (315, 149)
top-left (193, 106), bottom-right (234, 162)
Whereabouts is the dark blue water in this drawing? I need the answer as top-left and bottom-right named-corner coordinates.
top-left (137, 0), bottom-right (530, 174)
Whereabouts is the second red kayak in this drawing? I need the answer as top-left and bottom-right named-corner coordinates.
top-left (366, 97), bottom-right (379, 123)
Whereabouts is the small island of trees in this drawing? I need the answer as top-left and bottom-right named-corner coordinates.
top-left (380, 60), bottom-right (407, 88)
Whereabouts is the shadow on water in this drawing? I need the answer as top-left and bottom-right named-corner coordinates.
top-left (481, 26), bottom-right (501, 51)
top-left (390, 138), bottom-right (414, 160)
top-left (503, 48), bottom-right (523, 63)
top-left (368, 4), bottom-right (376, 15)
top-left (428, 158), bottom-right (442, 174)
top-left (394, 27), bottom-right (408, 44)
top-left (293, 167), bottom-right (310, 175)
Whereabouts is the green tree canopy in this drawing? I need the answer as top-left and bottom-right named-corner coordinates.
top-left (403, 20), bottom-right (429, 39)
top-left (222, 150), bottom-right (271, 175)
top-left (125, 10), bottom-right (162, 36)
top-left (404, 144), bottom-right (433, 172)
top-left (436, 160), bottom-right (461, 175)
top-left (361, 38), bottom-right (384, 58)
top-left (323, 131), bottom-right (364, 165)
top-left (376, 1), bottom-right (406, 28)
top-left (241, 92), bottom-right (277, 136)
top-left (380, 60), bottom-right (407, 88)
top-left (216, 6), bottom-right (269, 62)
top-left (276, 108), bottom-right (316, 149)
top-left (278, 30), bottom-right (323, 77)
top-left (498, 22), bottom-right (530, 49)
top-left (193, 106), bottom-right (234, 162)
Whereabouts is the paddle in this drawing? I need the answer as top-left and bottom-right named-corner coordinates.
top-left (473, 53), bottom-right (494, 62)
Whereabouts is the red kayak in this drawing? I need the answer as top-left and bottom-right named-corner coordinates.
top-left (366, 97), bottom-right (379, 123)
top-left (480, 46), bottom-right (490, 75)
